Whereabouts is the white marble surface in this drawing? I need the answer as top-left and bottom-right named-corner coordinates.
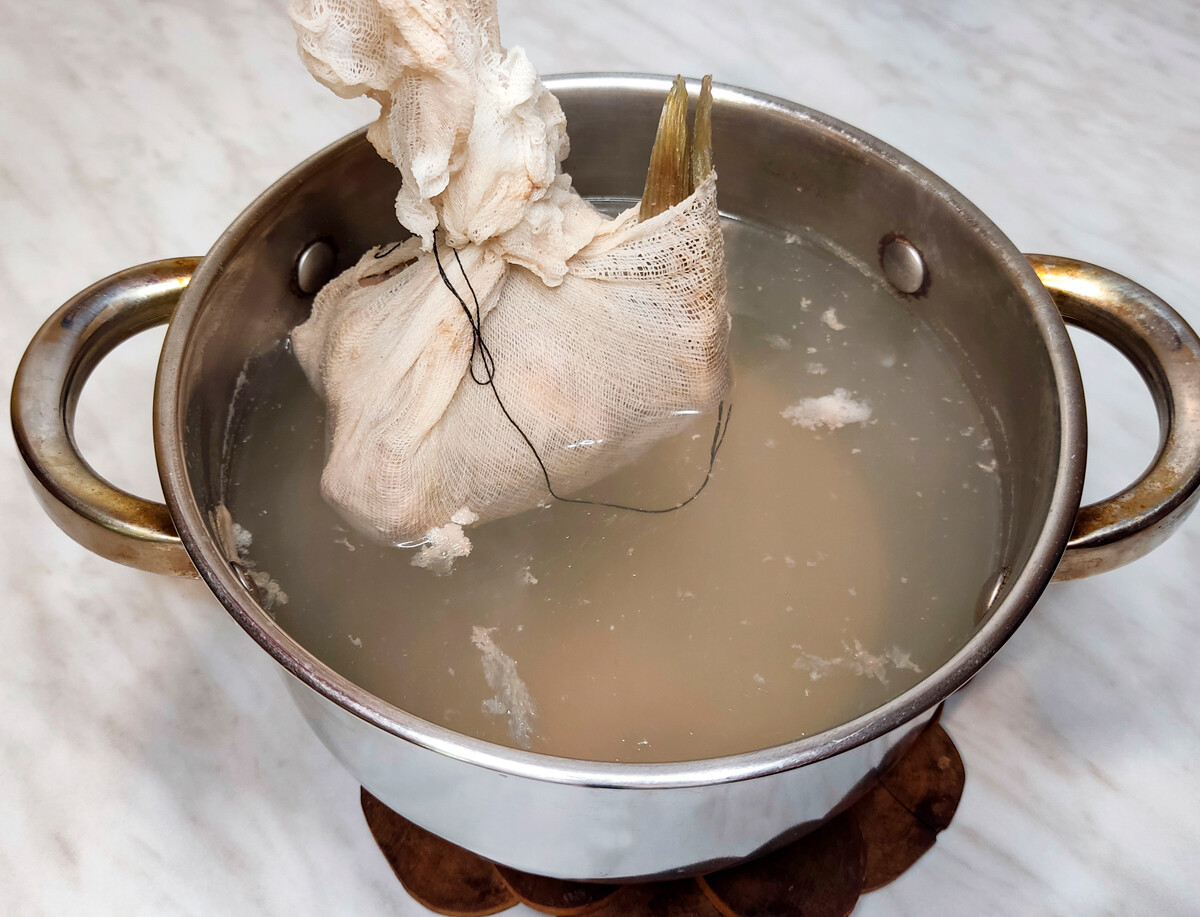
top-left (3, 0), bottom-right (1199, 913)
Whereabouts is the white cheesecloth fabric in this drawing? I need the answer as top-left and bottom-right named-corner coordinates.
top-left (289, 0), bottom-right (730, 542)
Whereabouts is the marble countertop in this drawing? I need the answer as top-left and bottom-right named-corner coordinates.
top-left (3, 0), bottom-right (1198, 913)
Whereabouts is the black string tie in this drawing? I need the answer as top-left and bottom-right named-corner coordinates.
top-left (430, 234), bottom-right (732, 517)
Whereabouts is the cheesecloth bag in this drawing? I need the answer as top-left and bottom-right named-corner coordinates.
top-left (289, 0), bottom-right (730, 548)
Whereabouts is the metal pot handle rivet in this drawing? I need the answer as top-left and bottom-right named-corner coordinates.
top-left (1029, 255), bottom-right (1200, 581)
top-left (296, 239), bottom-right (336, 294)
top-left (11, 258), bottom-right (203, 578)
top-left (880, 234), bottom-right (928, 296)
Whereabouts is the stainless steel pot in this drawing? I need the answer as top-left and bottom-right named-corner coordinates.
top-left (13, 75), bottom-right (1200, 881)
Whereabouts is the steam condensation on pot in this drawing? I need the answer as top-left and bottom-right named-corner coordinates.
top-left (287, 0), bottom-right (730, 549)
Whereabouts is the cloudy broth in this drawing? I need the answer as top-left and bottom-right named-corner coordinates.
top-left (223, 218), bottom-right (1003, 762)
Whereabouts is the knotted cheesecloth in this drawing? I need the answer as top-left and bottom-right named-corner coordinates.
top-left (288, 0), bottom-right (729, 545)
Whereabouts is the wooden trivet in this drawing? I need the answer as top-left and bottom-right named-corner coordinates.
top-left (362, 714), bottom-right (964, 916)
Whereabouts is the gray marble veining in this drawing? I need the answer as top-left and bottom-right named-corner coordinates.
top-left (2, 0), bottom-right (1198, 914)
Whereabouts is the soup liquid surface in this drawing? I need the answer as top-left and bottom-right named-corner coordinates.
top-left (225, 218), bottom-right (1002, 762)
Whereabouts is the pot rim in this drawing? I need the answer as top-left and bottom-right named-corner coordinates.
top-left (154, 73), bottom-right (1086, 790)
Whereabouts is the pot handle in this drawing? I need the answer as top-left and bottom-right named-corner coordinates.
top-left (11, 259), bottom-right (203, 578)
top-left (1027, 255), bottom-right (1200, 581)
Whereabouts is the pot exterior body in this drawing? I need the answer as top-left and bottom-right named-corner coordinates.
top-left (285, 672), bottom-right (932, 880)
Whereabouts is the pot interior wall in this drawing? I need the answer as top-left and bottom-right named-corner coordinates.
top-left (173, 79), bottom-right (1062, 710)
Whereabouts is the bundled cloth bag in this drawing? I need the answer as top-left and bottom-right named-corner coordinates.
top-left (289, 0), bottom-right (730, 546)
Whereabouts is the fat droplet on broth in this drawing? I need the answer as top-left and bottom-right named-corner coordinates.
top-left (223, 218), bottom-right (1003, 762)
